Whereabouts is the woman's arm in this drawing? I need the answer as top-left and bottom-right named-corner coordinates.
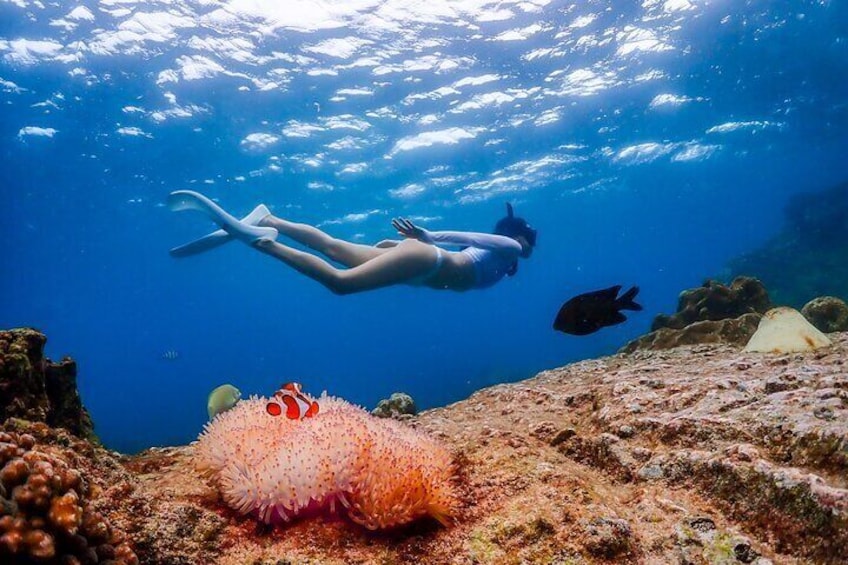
top-left (391, 218), bottom-right (521, 254)
top-left (426, 230), bottom-right (522, 253)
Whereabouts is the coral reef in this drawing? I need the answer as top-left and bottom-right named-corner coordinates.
top-left (623, 276), bottom-right (845, 353)
top-left (194, 395), bottom-right (457, 530)
top-left (371, 392), bottom-right (417, 419)
top-left (3, 326), bottom-right (846, 564)
top-left (622, 277), bottom-right (772, 353)
top-left (802, 296), bottom-right (848, 333)
top-left (651, 277), bottom-right (771, 331)
top-left (0, 329), bottom-right (95, 442)
top-left (0, 429), bottom-right (137, 564)
top-left (112, 334), bottom-right (847, 564)
top-left (620, 312), bottom-right (761, 353)
top-left (729, 181), bottom-right (848, 307)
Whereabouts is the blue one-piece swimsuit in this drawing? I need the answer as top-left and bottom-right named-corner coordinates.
top-left (423, 230), bottom-right (523, 289)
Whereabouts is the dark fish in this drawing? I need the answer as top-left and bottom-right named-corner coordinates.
top-left (553, 285), bottom-right (642, 336)
top-left (162, 350), bottom-right (179, 360)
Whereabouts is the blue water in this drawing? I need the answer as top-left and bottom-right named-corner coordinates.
top-left (1, 0), bottom-right (846, 452)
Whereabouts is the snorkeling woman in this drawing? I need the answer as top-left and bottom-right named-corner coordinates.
top-left (168, 190), bottom-right (537, 295)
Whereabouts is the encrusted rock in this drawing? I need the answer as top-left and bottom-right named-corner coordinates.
top-left (651, 277), bottom-right (771, 331)
top-left (371, 392), bottom-right (417, 419)
top-left (620, 313), bottom-right (762, 353)
top-left (687, 515), bottom-right (716, 533)
top-left (130, 503), bottom-right (225, 564)
top-left (529, 421), bottom-right (558, 442)
top-left (0, 329), bottom-right (95, 442)
top-left (660, 448), bottom-right (848, 562)
top-left (582, 517), bottom-right (633, 558)
top-left (637, 464), bottom-right (663, 480)
top-left (618, 425), bottom-right (635, 438)
top-left (764, 376), bottom-right (796, 394)
top-left (631, 447), bottom-right (653, 462)
top-left (557, 434), bottom-right (635, 482)
top-left (733, 538), bottom-right (760, 563)
top-left (548, 427), bottom-right (576, 447)
top-left (802, 296), bottom-right (848, 333)
top-left (813, 406), bottom-right (835, 421)
top-left (674, 515), bottom-right (765, 565)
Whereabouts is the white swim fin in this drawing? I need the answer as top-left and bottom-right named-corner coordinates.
top-left (169, 203), bottom-right (272, 258)
top-left (168, 190), bottom-right (277, 253)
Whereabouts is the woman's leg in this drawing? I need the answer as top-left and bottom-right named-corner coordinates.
top-left (260, 215), bottom-right (384, 267)
top-left (253, 239), bottom-right (437, 295)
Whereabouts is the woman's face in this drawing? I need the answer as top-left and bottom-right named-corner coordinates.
top-left (517, 236), bottom-right (534, 258)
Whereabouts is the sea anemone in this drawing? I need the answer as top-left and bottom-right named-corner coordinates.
top-left (194, 395), bottom-right (458, 530)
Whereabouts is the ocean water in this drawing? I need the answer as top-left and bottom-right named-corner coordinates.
top-left (1, 0), bottom-right (846, 453)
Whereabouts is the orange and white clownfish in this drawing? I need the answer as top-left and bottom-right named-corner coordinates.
top-left (266, 382), bottom-right (320, 420)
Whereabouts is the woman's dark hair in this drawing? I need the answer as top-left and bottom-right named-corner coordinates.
top-left (493, 202), bottom-right (537, 276)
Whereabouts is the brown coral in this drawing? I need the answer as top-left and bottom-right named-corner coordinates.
top-left (0, 430), bottom-right (137, 564)
top-left (651, 276), bottom-right (771, 331)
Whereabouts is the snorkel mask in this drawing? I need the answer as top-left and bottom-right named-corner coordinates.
top-left (494, 203), bottom-right (537, 247)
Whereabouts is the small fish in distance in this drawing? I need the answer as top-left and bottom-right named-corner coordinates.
top-left (553, 285), bottom-right (643, 336)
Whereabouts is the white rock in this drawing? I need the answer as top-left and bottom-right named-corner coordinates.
top-left (743, 307), bottom-right (832, 353)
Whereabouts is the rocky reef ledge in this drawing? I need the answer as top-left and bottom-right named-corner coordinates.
top-left (2, 327), bottom-right (847, 564)
top-left (0, 329), bottom-right (95, 442)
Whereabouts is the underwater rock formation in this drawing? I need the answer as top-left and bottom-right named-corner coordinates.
top-left (371, 392), bottom-right (417, 419)
top-left (0, 428), bottom-right (137, 564)
top-left (651, 277), bottom-right (771, 331)
top-left (619, 312), bottom-right (762, 354)
top-left (114, 335), bottom-right (847, 564)
top-left (801, 296), bottom-right (848, 333)
top-left (729, 181), bottom-right (848, 307)
top-left (621, 278), bottom-right (772, 353)
top-left (3, 326), bottom-right (845, 563)
top-left (194, 395), bottom-right (457, 530)
top-left (0, 329), bottom-right (95, 442)
top-left (623, 276), bottom-right (844, 353)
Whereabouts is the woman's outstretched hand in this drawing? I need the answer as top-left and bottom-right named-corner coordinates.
top-left (391, 218), bottom-right (433, 243)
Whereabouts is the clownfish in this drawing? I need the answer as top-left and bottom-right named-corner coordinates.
top-left (266, 382), bottom-right (320, 420)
